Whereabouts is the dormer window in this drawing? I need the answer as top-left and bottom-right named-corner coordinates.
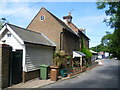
top-left (40, 16), bottom-right (45, 21)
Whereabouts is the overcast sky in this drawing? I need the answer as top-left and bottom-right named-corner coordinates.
top-left (0, 2), bottom-right (114, 47)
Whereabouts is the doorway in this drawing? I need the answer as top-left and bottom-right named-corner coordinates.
top-left (10, 50), bottom-right (23, 85)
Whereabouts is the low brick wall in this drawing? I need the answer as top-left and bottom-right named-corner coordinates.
top-left (22, 70), bottom-right (40, 83)
top-left (86, 64), bottom-right (99, 70)
top-left (67, 64), bottom-right (99, 77)
top-left (22, 67), bottom-right (51, 83)
top-left (67, 66), bottom-right (86, 77)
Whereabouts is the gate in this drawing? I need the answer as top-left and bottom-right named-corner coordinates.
top-left (10, 50), bottom-right (23, 85)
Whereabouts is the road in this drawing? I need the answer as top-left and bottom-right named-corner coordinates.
top-left (42, 59), bottom-right (119, 88)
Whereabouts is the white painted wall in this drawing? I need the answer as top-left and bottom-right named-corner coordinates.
top-left (105, 52), bottom-right (109, 58)
top-left (0, 30), bottom-right (26, 72)
top-left (1, 31), bottom-right (24, 51)
top-left (26, 44), bottom-right (53, 72)
top-left (0, 29), bottom-right (54, 72)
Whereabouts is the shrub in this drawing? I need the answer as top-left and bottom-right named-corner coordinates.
top-left (53, 50), bottom-right (71, 68)
top-left (80, 37), bottom-right (92, 64)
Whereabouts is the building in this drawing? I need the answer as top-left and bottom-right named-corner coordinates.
top-left (90, 50), bottom-right (98, 61)
top-left (27, 7), bottom-right (87, 55)
top-left (0, 23), bottom-right (56, 86)
top-left (63, 12), bottom-right (90, 49)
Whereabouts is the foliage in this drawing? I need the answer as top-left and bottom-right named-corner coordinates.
top-left (101, 31), bottom-right (112, 46)
top-left (84, 63), bottom-right (88, 68)
top-left (66, 55), bottom-right (71, 60)
top-left (81, 47), bottom-right (92, 60)
top-left (80, 37), bottom-right (92, 62)
top-left (53, 50), bottom-right (71, 67)
top-left (90, 44), bottom-right (102, 52)
top-left (96, 1), bottom-right (120, 59)
top-left (110, 29), bottom-right (120, 59)
top-left (90, 31), bottom-right (113, 53)
top-left (96, 2), bottom-right (120, 28)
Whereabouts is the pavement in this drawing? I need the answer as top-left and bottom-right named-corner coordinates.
top-left (5, 78), bottom-right (55, 89)
top-left (5, 74), bottom-right (71, 89)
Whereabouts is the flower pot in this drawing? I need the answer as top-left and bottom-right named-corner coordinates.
top-left (50, 66), bottom-right (59, 81)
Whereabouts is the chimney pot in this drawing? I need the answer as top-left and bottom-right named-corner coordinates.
top-left (63, 13), bottom-right (72, 24)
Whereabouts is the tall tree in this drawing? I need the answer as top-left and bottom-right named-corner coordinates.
top-left (96, 1), bottom-right (120, 59)
top-left (101, 31), bottom-right (112, 51)
top-left (90, 32), bottom-right (112, 53)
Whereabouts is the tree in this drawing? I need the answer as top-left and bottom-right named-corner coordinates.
top-left (91, 31), bottom-right (112, 53)
top-left (101, 31), bottom-right (112, 52)
top-left (90, 43), bottom-right (106, 52)
top-left (96, 1), bottom-right (120, 59)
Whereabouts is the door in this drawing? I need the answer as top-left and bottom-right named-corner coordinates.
top-left (11, 50), bottom-right (23, 85)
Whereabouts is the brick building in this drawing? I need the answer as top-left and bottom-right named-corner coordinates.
top-left (63, 12), bottom-right (90, 49)
top-left (27, 7), bottom-right (90, 55)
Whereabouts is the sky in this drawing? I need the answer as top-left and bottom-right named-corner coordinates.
top-left (0, 2), bottom-right (114, 47)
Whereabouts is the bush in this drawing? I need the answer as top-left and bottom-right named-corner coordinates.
top-left (53, 50), bottom-right (71, 68)
top-left (80, 37), bottom-right (92, 64)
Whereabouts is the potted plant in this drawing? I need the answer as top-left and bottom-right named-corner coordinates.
top-left (50, 50), bottom-right (66, 81)
top-left (53, 50), bottom-right (66, 67)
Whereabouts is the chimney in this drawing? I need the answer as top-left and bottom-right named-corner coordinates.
top-left (63, 12), bottom-right (72, 24)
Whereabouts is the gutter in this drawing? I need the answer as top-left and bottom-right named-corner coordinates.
top-left (60, 32), bottom-right (63, 51)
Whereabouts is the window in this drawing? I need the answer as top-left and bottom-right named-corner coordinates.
top-left (40, 16), bottom-right (45, 21)
top-left (7, 33), bottom-right (11, 37)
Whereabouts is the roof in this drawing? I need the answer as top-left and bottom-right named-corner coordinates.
top-left (7, 23), bottom-right (56, 47)
top-left (78, 30), bottom-right (90, 40)
top-left (27, 7), bottom-right (79, 37)
top-left (90, 50), bottom-right (98, 54)
top-left (68, 22), bottom-right (90, 40)
top-left (73, 51), bottom-right (86, 58)
top-left (67, 23), bottom-right (79, 33)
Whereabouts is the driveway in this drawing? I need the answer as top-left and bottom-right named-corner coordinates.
top-left (42, 59), bottom-right (119, 88)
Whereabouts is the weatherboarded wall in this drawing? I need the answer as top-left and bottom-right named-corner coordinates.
top-left (25, 44), bottom-right (53, 72)
top-left (22, 44), bottom-right (53, 82)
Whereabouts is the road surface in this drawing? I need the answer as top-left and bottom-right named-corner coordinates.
top-left (42, 59), bottom-right (119, 88)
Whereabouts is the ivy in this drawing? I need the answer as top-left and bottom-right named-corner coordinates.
top-left (80, 37), bottom-right (92, 62)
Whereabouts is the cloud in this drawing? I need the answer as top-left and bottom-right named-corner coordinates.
top-left (0, 2), bottom-right (40, 27)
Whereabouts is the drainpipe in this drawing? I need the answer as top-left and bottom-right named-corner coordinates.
top-left (60, 32), bottom-right (63, 51)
